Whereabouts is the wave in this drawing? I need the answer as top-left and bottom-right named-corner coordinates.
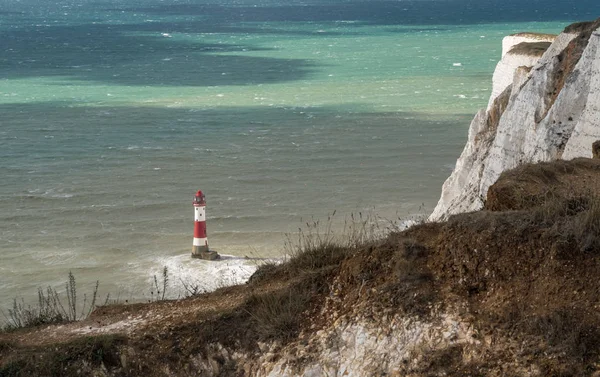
top-left (147, 254), bottom-right (263, 295)
top-left (8, 190), bottom-right (77, 202)
top-left (124, 145), bottom-right (165, 151)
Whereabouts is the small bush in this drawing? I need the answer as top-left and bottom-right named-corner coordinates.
top-left (196, 213), bottom-right (367, 349)
top-left (247, 261), bottom-right (280, 284)
top-left (287, 243), bottom-right (349, 273)
top-left (244, 285), bottom-right (313, 341)
top-left (531, 194), bottom-right (591, 224)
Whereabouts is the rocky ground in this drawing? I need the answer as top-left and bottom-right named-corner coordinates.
top-left (2, 157), bottom-right (600, 376)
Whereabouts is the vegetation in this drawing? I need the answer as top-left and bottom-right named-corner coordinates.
top-left (2, 265), bottom-right (176, 332)
top-left (508, 41), bottom-right (551, 57)
top-left (0, 335), bottom-right (125, 377)
top-left (151, 266), bottom-right (169, 302)
top-left (194, 212), bottom-right (383, 349)
top-left (1, 272), bottom-right (102, 331)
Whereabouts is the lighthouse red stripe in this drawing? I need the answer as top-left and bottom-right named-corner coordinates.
top-left (194, 221), bottom-right (206, 238)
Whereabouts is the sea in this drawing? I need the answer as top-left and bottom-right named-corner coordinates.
top-left (1, 0), bottom-right (598, 310)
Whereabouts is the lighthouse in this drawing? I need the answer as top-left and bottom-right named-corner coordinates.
top-left (192, 190), bottom-right (219, 260)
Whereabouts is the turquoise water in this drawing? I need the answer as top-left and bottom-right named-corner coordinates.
top-left (1, 0), bottom-right (598, 307)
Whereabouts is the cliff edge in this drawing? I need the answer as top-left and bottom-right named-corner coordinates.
top-left (431, 19), bottom-right (600, 221)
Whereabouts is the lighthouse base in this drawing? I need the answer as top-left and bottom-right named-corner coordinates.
top-left (191, 247), bottom-right (220, 261)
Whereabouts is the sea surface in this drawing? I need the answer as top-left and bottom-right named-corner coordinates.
top-left (1, 0), bottom-right (598, 309)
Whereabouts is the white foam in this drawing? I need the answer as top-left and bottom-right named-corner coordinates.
top-left (150, 254), bottom-right (262, 297)
top-left (35, 249), bottom-right (78, 266)
top-left (452, 62), bottom-right (462, 67)
top-left (50, 193), bottom-right (74, 198)
top-left (396, 218), bottom-right (421, 231)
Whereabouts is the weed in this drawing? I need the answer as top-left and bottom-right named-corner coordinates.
top-left (1, 273), bottom-right (100, 331)
top-left (66, 271), bottom-right (76, 321)
top-left (179, 277), bottom-right (206, 297)
top-left (150, 266), bottom-right (169, 301)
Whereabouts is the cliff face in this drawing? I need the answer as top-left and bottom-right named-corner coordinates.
top-left (431, 19), bottom-right (600, 221)
top-left (488, 33), bottom-right (556, 110)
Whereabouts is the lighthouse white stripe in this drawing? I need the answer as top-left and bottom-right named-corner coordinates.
top-left (194, 207), bottom-right (206, 221)
top-left (193, 237), bottom-right (208, 246)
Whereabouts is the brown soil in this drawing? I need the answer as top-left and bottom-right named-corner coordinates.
top-left (564, 19), bottom-right (600, 34)
top-left (539, 18), bottom-right (600, 123)
top-left (507, 41), bottom-right (552, 57)
top-left (486, 158), bottom-right (600, 211)
top-left (509, 32), bottom-right (557, 40)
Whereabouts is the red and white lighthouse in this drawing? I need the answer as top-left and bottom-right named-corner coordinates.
top-left (192, 190), bottom-right (219, 260)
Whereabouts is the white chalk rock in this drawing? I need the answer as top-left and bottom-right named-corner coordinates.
top-left (488, 33), bottom-right (557, 109)
top-left (562, 31), bottom-right (600, 159)
top-left (431, 22), bottom-right (600, 221)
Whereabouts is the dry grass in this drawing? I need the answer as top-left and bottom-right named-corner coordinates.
top-left (179, 212), bottom-right (390, 353)
top-left (251, 211), bottom-right (383, 283)
top-left (507, 41), bottom-right (552, 57)
top-left (1, 272), bottom-right (101, 331)
top-left (417, 158), bottom-right (600, 375)
top-left (509, 32), bottom-right (556, 40)
top-left (563, 19), bottom-right (600, 34)
top-left (0, 335), bottom-right (125, 377)
top-left (244, 274), bottom-right (326, 341)
top-left (224, 213), bottom-right (382, 344)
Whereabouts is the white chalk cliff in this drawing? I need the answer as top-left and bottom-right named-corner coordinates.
top-left (488, 33), bottom-right (556, 110)
top-left (431, 20), bottom-right (600, 221)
